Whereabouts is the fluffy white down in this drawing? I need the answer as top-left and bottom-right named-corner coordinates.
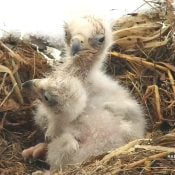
top-left (34, 76), bottom-right (87, 141)
top-left (47, 71), bottom-right (146, 169)
top-left (34, 16), bottom-right (146, 170)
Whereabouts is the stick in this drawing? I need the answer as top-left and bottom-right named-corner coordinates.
top-left (135, 144), bottom-right (175, 152)
top-left (100, 139), bottom-right (144, 164)
top-left (0, 64), bottom-right (23, 104)
top-left (112, 152), bottom-right (170, 174)
top-left (109, 52), bottom-right (167, 71)
top-left (0, 41), bottom-right (27, 64)
top-left (109, 51), bottom-right (175, 95)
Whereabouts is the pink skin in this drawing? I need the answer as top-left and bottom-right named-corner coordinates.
top-left (22, 143), bottom-right (48, 160)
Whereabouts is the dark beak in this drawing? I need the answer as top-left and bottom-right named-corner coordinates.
top-left (22, 80), bottom-right (34, 90)
top-left (71, 38), bottom-right (81, 56)
top-left (22, 79), bottom-right (40, 92)
top-left (22, 80), bottom-right (36, 101)
top-left (22, 79), bottom-right (43, 101)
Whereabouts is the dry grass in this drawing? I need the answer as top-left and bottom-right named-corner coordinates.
top-left (0, 39), bottom-right (50, 174)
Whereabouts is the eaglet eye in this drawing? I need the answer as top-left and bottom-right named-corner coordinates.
top-left (98, 35), bottom-right (105, 43)
top-left (44, 91), bottom-right (51, 102)
top-left (89, 34), bottom-right (105, 48)
top-left (43, 91), bottom-right (57, 105)
top-left (65, 31), bottom-right (68, 38)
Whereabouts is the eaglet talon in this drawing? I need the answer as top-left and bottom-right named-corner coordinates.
top-left (22, 143), bottom-right (48, 160)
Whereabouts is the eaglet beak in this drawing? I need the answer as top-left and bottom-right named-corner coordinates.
top-left (71, 35), bottom-right (85, 56)
top-left (22, 79), bottom-right (41, 93)
top-left (22, 79), bottom-right (42, 100)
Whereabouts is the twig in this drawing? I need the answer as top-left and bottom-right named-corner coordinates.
top-left (112, 152), bottom-right (170, 174)
top-left (0, 83), bottom-right (18, 107)
top-left (33, 53), bottom-right (36, 79)
top-left (167, 100), bottom-right (175, 109)
top-left (0, 64), bottom-right (23, 104)
top-left (100, 139), bottom-right (144, 164)
top-left (11, 59), bottom-right (22, 89)
top-left (135, 144), bottom-right (175, 152)
top-left (124, 152), bottom-right (169, 169)
top-left (0, 72), bottom-right (7, 91)
top-left (0, 41), bottom-right (27, 64)
top-left (167, 70), bottom-right (175, 95)
top-left (109, 51), bottom-right (175, 96)
top-left (154, 85), bottom-right (163, 121)
top-left (144, 0), bottom-right (162, 10)
top-left (109, 52), bottom-right (167, 71)
top-left (144, 85), bottom-right (163, 121)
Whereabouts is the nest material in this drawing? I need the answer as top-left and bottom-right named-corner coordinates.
top-left (108, 2), bottom-right (175, 128)
top-left (0, 40), bottom-right (50, 112)
top-left (0, 40), bottom-right (50, 174)
top-left (51, 131), bottom-right (175, 175)
top-left (1, 1), bottom-right (175, 174)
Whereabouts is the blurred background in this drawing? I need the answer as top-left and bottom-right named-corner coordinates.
top-left (0, 0), bottom-right (149, 36)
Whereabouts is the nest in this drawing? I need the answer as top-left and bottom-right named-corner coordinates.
top-left (0, 40), bottom-right (50, 111)
top-left (108, 1), bottom-right (175, 129)
top-left (0, 39), bottom-right (50, 174)
top-left (51, 131), bottom-right (175, 175)
top-left (1, 1), bottom-right (175, 174)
